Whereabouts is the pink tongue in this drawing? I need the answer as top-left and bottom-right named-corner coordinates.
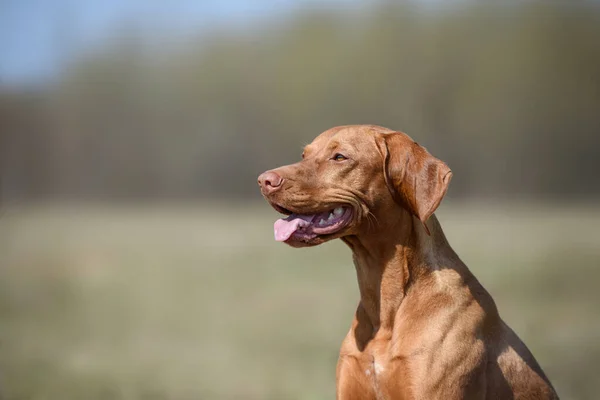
top-left (274, 214), bottom-right (315, 242)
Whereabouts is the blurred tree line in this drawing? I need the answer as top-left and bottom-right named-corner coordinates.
top-left (1, 1), bottom-right (599, 202)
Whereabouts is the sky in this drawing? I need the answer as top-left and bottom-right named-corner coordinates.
top-left (0, 0), bottom-right (372, 86)
top-left (2, 0), bottom-right (597, 86)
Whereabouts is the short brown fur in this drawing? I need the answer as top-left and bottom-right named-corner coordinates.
top-left (258, 125), bottom-right (558, 399)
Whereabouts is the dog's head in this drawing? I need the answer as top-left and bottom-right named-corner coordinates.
top-left (258, 125), bottom-right (452, 247)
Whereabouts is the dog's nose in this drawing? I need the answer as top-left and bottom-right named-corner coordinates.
top-left (258, 171), bottom-right (284, 194)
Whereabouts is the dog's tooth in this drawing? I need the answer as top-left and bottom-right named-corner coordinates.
top-left (328, 212), bottom-right (335, 221)
top-left (319, 218), bottom-right (327, 226)
top-left (334, 207), bottom-right (344, 216)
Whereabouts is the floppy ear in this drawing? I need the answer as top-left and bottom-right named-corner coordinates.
top-left (378, 132), bottom-right (452, 234)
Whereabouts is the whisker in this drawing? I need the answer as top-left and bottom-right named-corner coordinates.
top-left (366, 211), bottom-right (380, 232)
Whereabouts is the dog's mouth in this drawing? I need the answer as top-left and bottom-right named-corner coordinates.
top-left (272, 205), bottom-right (353, 243)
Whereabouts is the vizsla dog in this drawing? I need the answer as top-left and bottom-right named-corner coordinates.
top-left (258, 125), bottom-right (558, 399)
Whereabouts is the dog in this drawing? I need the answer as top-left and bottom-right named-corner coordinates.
top-left (258, 125), bottom-right (558, 399)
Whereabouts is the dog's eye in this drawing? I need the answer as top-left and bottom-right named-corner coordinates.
top-left (333, 153), bottom-right (347, 162)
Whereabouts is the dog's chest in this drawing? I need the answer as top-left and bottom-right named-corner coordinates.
top-left (338, 330), bottom-right (418, 400)
top-left (365, 360), bottom-right (385, 377)
top-left (359, 354), bottom-right (407, 400)
top-left (361, 340), bottom-right (408, 398)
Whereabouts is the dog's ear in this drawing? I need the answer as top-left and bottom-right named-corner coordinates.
top-left (377, 132), bottom-right (452, 234)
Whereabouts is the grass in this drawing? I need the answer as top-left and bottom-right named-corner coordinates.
top-left (0, 201), bottom-right (598, 399)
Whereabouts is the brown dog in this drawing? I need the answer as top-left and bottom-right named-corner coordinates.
top-left (258, 125), bottom-right (558, 399)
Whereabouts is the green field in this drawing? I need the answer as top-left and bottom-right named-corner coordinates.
top-left (0, 202), bottom-right (598, 400)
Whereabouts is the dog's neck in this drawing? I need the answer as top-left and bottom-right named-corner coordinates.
top-left (343, 208), bottom-right (446, 340)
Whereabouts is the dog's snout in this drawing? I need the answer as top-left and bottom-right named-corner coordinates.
top-left (258, 171), bottom-right (284, 194)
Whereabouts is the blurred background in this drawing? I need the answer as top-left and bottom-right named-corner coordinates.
top-left (1, 0), bottom-right (599, 399)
